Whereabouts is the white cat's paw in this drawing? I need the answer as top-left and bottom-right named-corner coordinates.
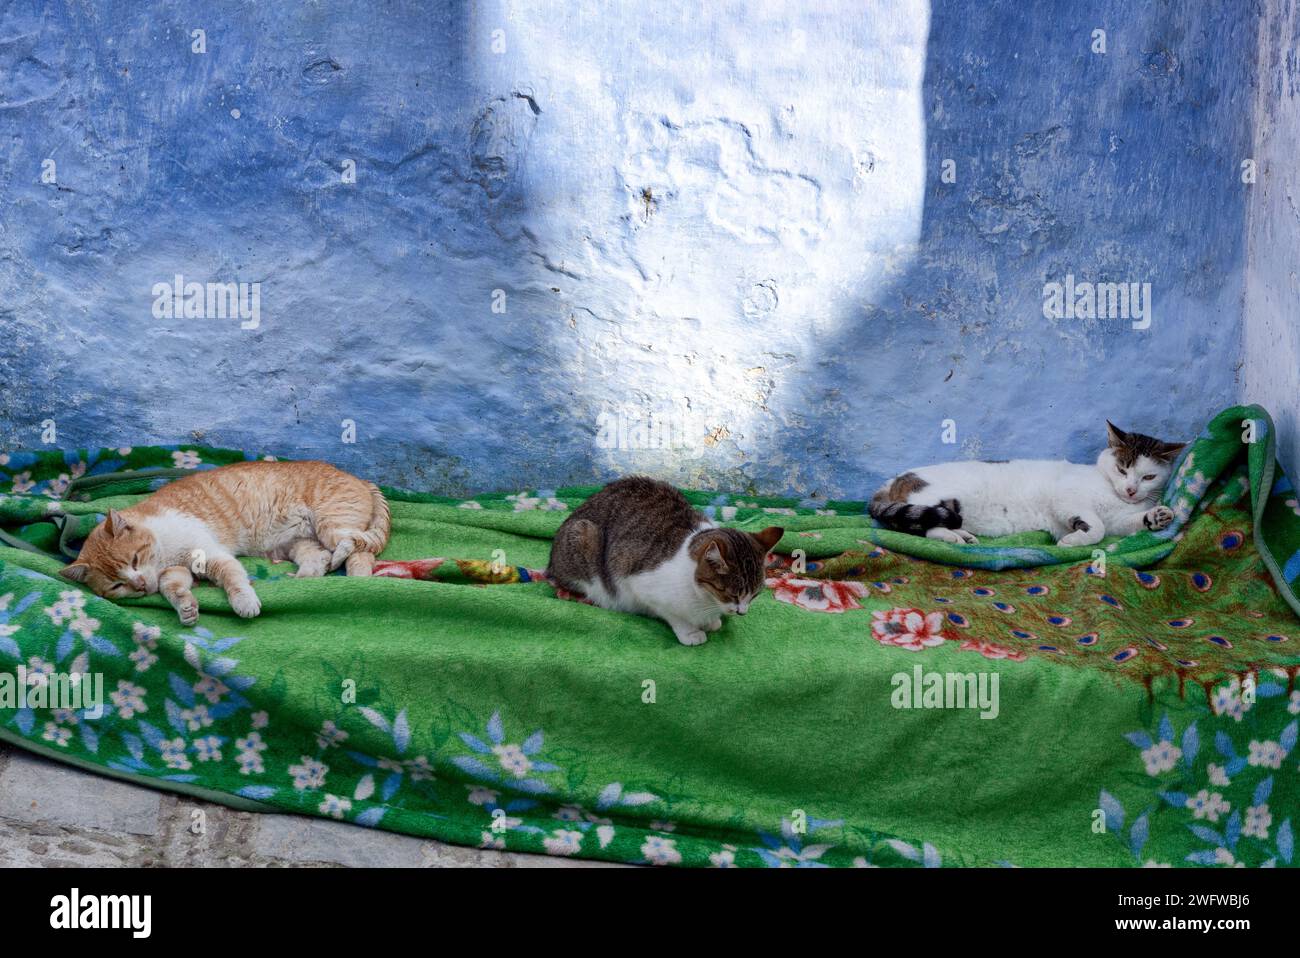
top-left (175, 596), bottom-right (199, 626)
top-left (927, 527), bottom-right (978, 545)
top-left (328, 538), bottom-right (355, 571)
top-left (230, 588), bottom-right (262, 618)
top-left (705, 618), bottom-right (723, 632)
top-left (675, 628), bottom-right (708, 647)
top-left (1143, 505), bottom-right (1174, 531)
top-left (1056, 531), bottom-right (1088, 547)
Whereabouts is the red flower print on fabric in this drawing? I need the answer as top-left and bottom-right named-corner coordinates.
top-left (767, 576), bottom-right (867, 613)
top-left (870, 608), bottom-right (947, 651)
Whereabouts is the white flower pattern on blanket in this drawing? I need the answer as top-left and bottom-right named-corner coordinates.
top-left (1099, 675), bottom-right (1297, 868)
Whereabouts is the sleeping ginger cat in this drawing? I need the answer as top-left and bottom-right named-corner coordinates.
top-left (60, 460), bottom-right (390, 624)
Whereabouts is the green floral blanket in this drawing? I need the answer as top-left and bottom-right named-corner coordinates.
top-left (0, 405), bottom-right (1297, 867)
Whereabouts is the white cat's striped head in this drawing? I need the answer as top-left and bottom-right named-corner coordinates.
top-left (1098, 422), bottom-right (1186, 505)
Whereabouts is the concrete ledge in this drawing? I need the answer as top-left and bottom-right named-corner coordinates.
top-left (0, 743), bottom-right (625, 868)
top-left (0, 750), bottom-right (162, 837)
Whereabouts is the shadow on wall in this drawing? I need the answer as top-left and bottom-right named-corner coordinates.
top-left (763, 0), bottom-right (1255, 500)
top-left (1, 0), bottom-right (931, 494)
top-left (0, 0), bottom-right (563, 494)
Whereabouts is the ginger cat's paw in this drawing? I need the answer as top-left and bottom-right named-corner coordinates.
top-left (328, 538), bottom-right (356, 571)
top-left (230, 588), bottom-right (262, 618)
top-left (176, 596), bottom-right (199, 626)
top-left (291, 560), bottom-right (328, 578)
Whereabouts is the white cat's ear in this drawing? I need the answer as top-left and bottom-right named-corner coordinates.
top-left (1155, 440), bottom-right (1187, 461)
top-left (60, 563), bottom-right (89, 583)
top-left (752, 526), bottom-right (784, 551)
top-left (701, 543), bottom-right (729, 575)
top-left (1105, 421), bottom-right (1128, 448)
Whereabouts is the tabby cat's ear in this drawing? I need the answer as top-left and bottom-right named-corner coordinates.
top-left (60, 563), bottom-right (89, 583)
top-left (1154, 440), bottom-right (1187, 462)
top-left (700, 542), bottom-right (729, 575)
top-left (1105, 421), bottom-right (1129, 448)
top-left (752, 526), bottom-right (784, 551)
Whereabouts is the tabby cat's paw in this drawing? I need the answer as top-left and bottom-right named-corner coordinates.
top-left (230, 588), bottom-right (262, 618)
top-left (1143, 505), bottom-right (1174, 531)
top-left (675, 628), bottom-right (708, 647)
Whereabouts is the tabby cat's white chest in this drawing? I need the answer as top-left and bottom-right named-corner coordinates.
top-left (580, 538), bottom-right (721, 628)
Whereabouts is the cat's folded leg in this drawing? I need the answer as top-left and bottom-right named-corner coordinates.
top-left (316, 520), bottom-right (383, 572)
top-left (926, 527), bottom-right (978, 545)
top-left (324, 536), bottom-right (355, 572)
top-left (667, 618), bottom-right (709, 646)
top-left (1055, 509), bottom-right (1105, 547)
top-left (206, 553), bottom-right (262, 618)
top-left (159, 565), bottom-right (199, 625)
top-left (287, 538), bottom-right (332, 578)
top-left (704, 617), bottom-right (723, 632)
top-left (344, 552), bottom-right (375, 576)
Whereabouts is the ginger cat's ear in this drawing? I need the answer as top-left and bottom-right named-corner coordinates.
top-left (104, 509), bottom-right (128, 536)
top-left (60, 563), bottom-right (89, 583)
top-left (752, 526), bottom-right (784, 551)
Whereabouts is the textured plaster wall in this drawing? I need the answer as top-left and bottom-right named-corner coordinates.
top-left (0, 0), bottom-right (1264, 496)
top-left (1243, 0), bottom-right (1300, 482)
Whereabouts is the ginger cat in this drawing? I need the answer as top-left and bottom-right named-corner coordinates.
top-left (60, 460), bottom-right (390, 624)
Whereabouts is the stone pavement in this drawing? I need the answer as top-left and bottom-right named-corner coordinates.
top-left (0, 742), bottom-right (621, 867)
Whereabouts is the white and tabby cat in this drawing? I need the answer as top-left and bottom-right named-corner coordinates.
top-left (869, 421), bottom-right (1186, 546)
top-left (547, 476), bottom-right (783, 646)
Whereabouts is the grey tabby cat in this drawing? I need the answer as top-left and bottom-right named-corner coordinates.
top-left (547, 476), bottom-right (784, 646)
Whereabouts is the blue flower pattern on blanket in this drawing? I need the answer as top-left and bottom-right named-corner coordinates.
top-left (1, 566), bottom-right (980, 866)
top-left (1100, 676), bottom-right (1297, 867)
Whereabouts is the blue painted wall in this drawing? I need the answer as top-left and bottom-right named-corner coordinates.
top-left (0, 1), bottom-right (1277, 496)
